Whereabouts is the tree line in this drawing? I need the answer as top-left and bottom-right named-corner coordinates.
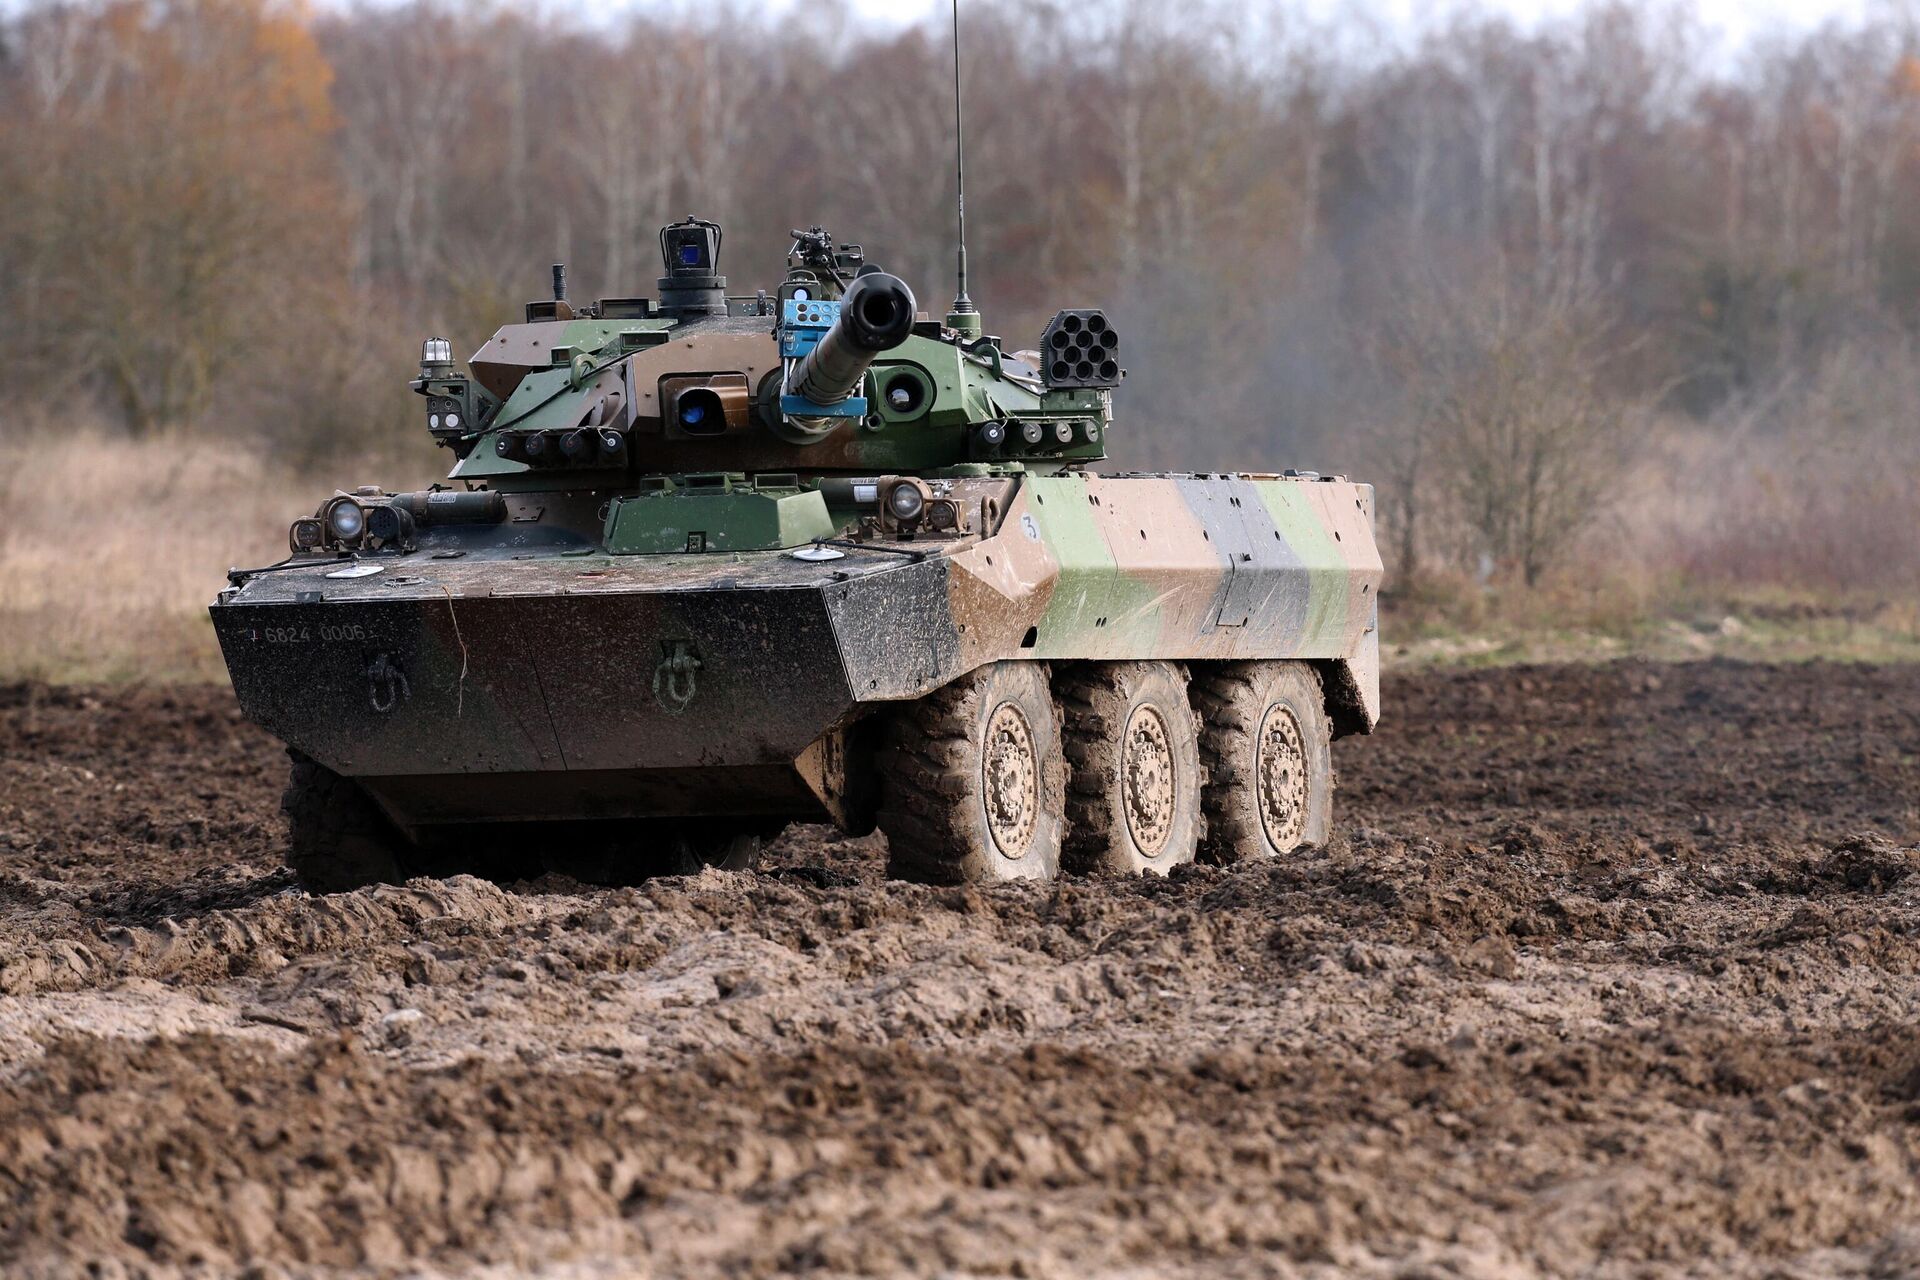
top-left (3, 0), bottom-right (1917, 588)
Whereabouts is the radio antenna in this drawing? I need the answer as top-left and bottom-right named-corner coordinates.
top-left (947, 0), bottom-right (979, 333)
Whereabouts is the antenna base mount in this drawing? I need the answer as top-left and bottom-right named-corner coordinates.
top-left (947, 290), bottom-right (981, 336)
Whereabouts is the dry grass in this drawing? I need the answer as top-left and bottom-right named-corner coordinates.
top-left (1387, 586), bottom-right (1920, 668)
top-left (1383, 409), bottom-right (1920, 668)
top-left (0, 426), bottom-right (320, 683)
top-left (2, 417), bottom-right (1917, 686)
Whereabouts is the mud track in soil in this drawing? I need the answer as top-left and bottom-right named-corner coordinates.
top-left (2, 661), bottom-right (1920, 1277)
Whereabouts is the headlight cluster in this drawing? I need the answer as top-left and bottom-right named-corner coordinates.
top-left (290, 494), bottom-right (415, 555)
top-left (426, 396), bottom-right (464, 436)
top-left (877, 478), bottom-right (965, 537)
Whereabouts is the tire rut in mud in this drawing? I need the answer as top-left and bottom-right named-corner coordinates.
top-left (2, 661), bottom-right (1919, 1277)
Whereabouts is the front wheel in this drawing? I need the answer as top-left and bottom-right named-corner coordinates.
top-left (877, 661), bottom-right (1067, 884)
top-left (282, 752), bottom-right (422, 893)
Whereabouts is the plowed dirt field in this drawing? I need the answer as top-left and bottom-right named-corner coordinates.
top-left (3, 661), bottom-right (1919, 1277)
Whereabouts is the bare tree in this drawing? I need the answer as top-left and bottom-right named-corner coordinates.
top-left (1, 0), bottom-right (1919, 600)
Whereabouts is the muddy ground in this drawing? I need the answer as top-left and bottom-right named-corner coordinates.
top-left (2, 661), bottom-right (1919, 1277)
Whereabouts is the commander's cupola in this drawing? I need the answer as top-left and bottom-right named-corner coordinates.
top-left (655, 216), bottom-right (728, 319)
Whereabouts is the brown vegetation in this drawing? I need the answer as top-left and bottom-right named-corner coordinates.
top-left (0, 423), bottom-right (438, 682)
top-left (2, 0), bottom-right (1920, 674)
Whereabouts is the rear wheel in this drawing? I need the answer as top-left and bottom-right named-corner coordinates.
top-left (282, 752), bottom-right (421, 893)
top-left (1059, 661), bottom-right (1205, 874)
top-left (878, 661), bottom-right (1066, 884)
top-left (1194, 661), bottom-right (1334, 863)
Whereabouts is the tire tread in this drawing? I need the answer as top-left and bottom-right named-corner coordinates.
top-left (282, 752), bottom-right (414, 893)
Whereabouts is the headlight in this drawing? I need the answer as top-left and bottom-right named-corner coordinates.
top-left (886, 481), bottom-right (926, 524)
top-left (326, 498), bottom-right (366, 544)
top-left (289, 519), bottom-right (325, 553)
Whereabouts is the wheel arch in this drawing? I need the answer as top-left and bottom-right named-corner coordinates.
top-left (1311, 631), bottom-right (1380, 740)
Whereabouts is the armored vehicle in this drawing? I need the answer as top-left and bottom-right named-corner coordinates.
top-left (212, 220), bottom-right (1382, 891)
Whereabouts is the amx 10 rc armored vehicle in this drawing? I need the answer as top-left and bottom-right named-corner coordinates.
top-left (213, 220), bottom-right (1382, 890)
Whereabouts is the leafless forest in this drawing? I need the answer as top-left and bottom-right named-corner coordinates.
top-left (3, 0), bottom-right (1920, 621)
top-left (9, 9), bottom-right (1920, 1274)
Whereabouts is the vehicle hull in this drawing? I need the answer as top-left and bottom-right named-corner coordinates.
top-left (212, 473), bottom-right (1382, 830)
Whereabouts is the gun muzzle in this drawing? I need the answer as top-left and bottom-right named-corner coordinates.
top-left (787, 271), bottom-right (916, 409)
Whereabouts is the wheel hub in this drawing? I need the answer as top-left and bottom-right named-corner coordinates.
top-left (1122, 704), bottom-right (1177, 855)
top-left (1255, 704), bottom-right (1309, 851)
top-left (983, 702), bottom-right (1039, 858)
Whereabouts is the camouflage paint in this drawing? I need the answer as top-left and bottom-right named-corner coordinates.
top-left (941, 473), bottom-right (1379, 664)
top-left (216, 220), bottom-right (1382, 832)
top-left (460, 317), bottom-right (1103, 482)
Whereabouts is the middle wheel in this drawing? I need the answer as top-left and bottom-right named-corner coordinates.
top-left (1059, 661), bottom-right (1204, 875)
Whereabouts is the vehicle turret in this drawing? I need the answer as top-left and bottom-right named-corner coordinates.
top-left (405, 217), bottom-right (1120, 488)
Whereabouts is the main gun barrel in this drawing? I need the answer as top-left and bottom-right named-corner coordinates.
top-left (787, 271), bottom-right (916, 409)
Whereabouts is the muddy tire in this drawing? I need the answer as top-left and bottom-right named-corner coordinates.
top-left (1194, 661), bottom-right (1334, 863)
top-left (1059, 661), bottom-right (1205, 875)
top-left (282, 752), bottom-right (419, 893)
top-left (878, 661), bottom-right (1066, 884)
